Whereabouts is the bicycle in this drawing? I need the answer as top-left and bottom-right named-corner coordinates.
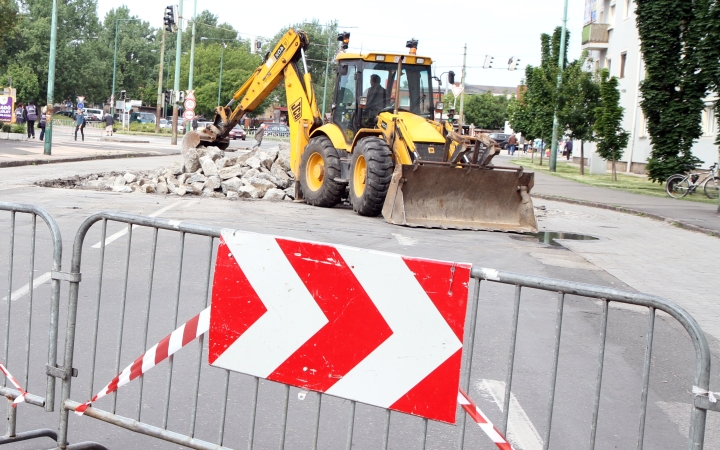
top-left (666, 162), bottom-right (720, 199)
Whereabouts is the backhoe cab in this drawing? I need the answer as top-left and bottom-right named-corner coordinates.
top-left (182, 29), bottom-right (538, 233)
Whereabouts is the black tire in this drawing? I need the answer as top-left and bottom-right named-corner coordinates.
top-left (217, 141), bottom-right (229, 150)
top-left (666, 175), bottom-right (690, 198)
top-left (241, 136), bottom-right (246, 141)
top-left (300, 136), bottom-right (344, 207)
top-left (704, 176), bottom-right (720, 199)
top-left (349, 137), bottom-right (393, 216)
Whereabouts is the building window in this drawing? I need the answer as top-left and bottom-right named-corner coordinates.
top-left (619, 52), bottom-right (627, 78)
top-left (605, 57), bottom-right (612, 74)
top-left (624, 0), bottom-right (631, 19)
top-left (608, 5), bottom-right (616, 27)
top-left (639, 111), bottom-right (648, 138)
top-left (702, 105), bottom-right (715, 136)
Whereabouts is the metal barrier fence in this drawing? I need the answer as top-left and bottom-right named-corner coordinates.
top-left (50, 211), bottom-right (717, 450)
top-left (0, 202), bottom-right (64, 446)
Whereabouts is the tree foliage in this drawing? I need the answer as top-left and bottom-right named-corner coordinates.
top-left (636, 0), bottom-right (708, 182)
top-left (462, 92), bottom-right (509, 130)
top-left (594, 69), bottom-right (629, 181)
top-left (0, 0), bottom-right (19, 50)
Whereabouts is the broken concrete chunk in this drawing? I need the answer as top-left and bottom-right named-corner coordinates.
top-left (263, 188), bottom-right (286, 201)
top-left (191, 182), bottom-right (205, 194)
top-left (238, 185), bottom-right (259, 198)
top-left (156, 182), bottom-right (169, 194)
top-left (182, 147), bottom-right (201, 173)
top-left (171, 161), bottom-right (184, 175)
top-left (283, 186), bottom-right (295, 199)
top-left (221, 177), bottom-right (243, 193)
top-left (242, 168), bottom-right (259, 179)
top-left (226, 191), bottom-right (239, 199)
top-left (114, 177), bottom-right (126, 186)
top-left (124, 173), bottom-right (137, 183)
top-left (217, 165), bottom-right (243, 180)
top-left (246, 177), bottom-right (276, 197)
top-left (200, 157), bottom-right (219, 177)
top-left (186, 173), bottom-right (207, 184)
top-left (112, 185), bottom-right (132, 193)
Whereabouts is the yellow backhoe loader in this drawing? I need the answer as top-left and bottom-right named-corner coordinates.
top-left (183, 29), bottom-right (538, 232)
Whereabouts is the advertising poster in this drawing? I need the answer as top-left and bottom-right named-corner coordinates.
top-left (0, 95), bottom-right (13, 123)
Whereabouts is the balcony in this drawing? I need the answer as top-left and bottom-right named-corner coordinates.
top-left (582, 23), bottom-right (610, 50)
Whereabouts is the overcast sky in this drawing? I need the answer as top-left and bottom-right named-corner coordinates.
top-left (97, 0), bottom-right (585, 88)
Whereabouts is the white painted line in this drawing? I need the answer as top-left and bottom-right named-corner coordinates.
top-left (476, 379), bottom-right (543, 450)
top-left (391, 233), bottom-right (417, 246)
top-left (2, 271), bottom-right (52, 302)
top-left (91, 200), bottom-right (183, 248)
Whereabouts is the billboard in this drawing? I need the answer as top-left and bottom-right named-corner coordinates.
top-left (0, 95), bottom-right (14, 123)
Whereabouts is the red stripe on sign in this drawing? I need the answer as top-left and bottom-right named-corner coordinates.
top-left (182, 313), bottom-right (200, 346)
top-left (208, 237), bottom-right (267, 365)
top-left (390, 350), bottom-right (462, 424)
top-left (269, 239), bottom-right (393, 391)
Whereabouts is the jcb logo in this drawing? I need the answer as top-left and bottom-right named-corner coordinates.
top-left (291, 98), bottom-right (302, 122)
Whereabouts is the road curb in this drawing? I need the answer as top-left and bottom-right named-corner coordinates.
top-left (100, 138), bottom-right (151, 143)
top-left (0, 152), bottom-right (168, 169)
top-left (533, 193), bottom-right (720, 239)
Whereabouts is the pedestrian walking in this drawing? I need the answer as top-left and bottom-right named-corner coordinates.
top-left (192, 117), bottom-right (198, 132)
top-left (24, 101), bottom-right (37, 138)
top-left (507, 134), bottom-right (518, 155)
top-left (254, 123), bottom-right (265, 148)
top-left (14, 102), bottom-right (24, 125)
top-left (103, 113), bottom-right (114, 136)
top-left (38, 107), bottom-right (47, 141)
top-left (74, 109), bottom-right (86, 141)
top-left (565, 139), bottom-right (573, 160)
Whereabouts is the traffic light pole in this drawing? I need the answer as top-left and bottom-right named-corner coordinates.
top-left (171, 1), bottom-right (183, 146)
top-left (458, 43), bottom-right (467, 129)
top-left (188, 0), bottom-right (197, 90)
top-left (43, 0), bottom-right (58, 155)
top-left (155, 29), bottom-right (166, 133)
top-left (549, 0), bottom-right (569, 172)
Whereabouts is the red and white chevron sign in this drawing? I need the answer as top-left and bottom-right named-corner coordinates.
top-left (209, 230), bottom-right (471, 423)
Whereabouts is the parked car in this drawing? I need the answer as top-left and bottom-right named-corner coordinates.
top-left (160, 118), bottom-right (184, 133)
top-left (229, 125), bottom-right (246, 140)
top-left (84, 108), bottom-right (104, 122)
top-left (487, 133), bottom-right (511, 149)
top-left (55, 111), bottom-right (74, 119)
top-left (262, 122), bottom-right (290, 137)
top-left (130, 112), bottom-right (156, 124)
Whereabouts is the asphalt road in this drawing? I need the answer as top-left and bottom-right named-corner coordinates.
top-left (0, 160), bottom-right (718, 449)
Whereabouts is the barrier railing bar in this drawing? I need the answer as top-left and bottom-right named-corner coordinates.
top-left (345, 400), bottom-right (356, 450)
top-left (163, 232), bottom-right (186, 429)
top-left (589, 298), bottom-right (609, 450)
top-left (87, 219), bottom-right (107, 400)
top-left (111, 224), bottom-right (133, 415)
top-left (279, 384), bottom-right (291, 448)
top-left (23, 214), bottom-right (37, 391)
top-left (219, 371), bottom-right (231, 447)
top-left (137, 227), bottom-right (159, 422)
top-left (245, 375), bottom-right (258, 449)
top-left (381, 409), bottom-right (391, 450)
top-left (543, 292), bottom-right (565, 450)
top-left (457, 278), bottom-right (481, 450)
top-left (4, 211), bottom-right (15, 387)
top-left (311, 393), bottom-right (322, 449)
top-left (501, 284), bottom-right (522, 434)
top-left (421, 418), bottom-right (428, 449)
top-left (190, 236), bottom-right (214, 438)
top-left (636, 307), bottom-right (655, 450)
top-left (0, 385), bottom-right (45, 407)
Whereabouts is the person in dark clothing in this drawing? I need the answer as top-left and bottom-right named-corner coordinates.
top-left (15, 103), bottom-right (24, 125)
top-left (565, 139), bottom-right (573, 160)
top-left (103, 113), bottom-right (114, 136)
top-left (23, 101), bottom-right (38, 138)
top-left (75, 109), bottom-right (86, 141)
top-left (38, 107), bottom-right (47, 141)
top-left (507, 134), bottom-right (518, 155)
top-left (192, 117), bottom-right (198, 132)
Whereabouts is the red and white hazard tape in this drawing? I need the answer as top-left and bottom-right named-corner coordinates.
top-left (0, 363), bottom-right (28, 407)
top-left (75, 307), bottom-right (210, 415)
top-left (458, 388), bottom-right (513, 450)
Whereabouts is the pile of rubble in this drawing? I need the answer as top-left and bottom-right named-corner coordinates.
top-left (45, 144), bottom-right (297, 201)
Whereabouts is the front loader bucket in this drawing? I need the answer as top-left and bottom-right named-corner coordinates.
top-left (381, 164), bottom-right (538, 233)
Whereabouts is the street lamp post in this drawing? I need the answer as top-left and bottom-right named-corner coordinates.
top-left (155, 29), bottom-right (166, 133)
top-left (188, 0), bottom-right (197, 90)
top-left (171, 0), bottom-right (183, 146)
top-left (549, 0), bottom-right (570, 172)
top-left (43, 0), bottom-right (59, 155)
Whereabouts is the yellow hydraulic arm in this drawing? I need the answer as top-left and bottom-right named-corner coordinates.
top-left (189, 28), bottom-right (323, 151)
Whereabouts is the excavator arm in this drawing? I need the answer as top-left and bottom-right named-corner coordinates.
top-left (184, 28), bottom-right (323, 152)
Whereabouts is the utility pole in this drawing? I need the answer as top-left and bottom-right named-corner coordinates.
top-left (171, 1), bottom-right (183, 145)
top-left (458, 43), bottom-right (467, 129)
top-left (217, 43), bottom-right (226, 107)
top-left (112, 19), bottom-right (119, 106)
top-left (321, 31), bottom-right (331, 119)
top-left (43, 0), bottom-right (58, 155)
top-left (549, 0), bottom-right (570, 172)
top-left (155, 29), bottom-right (166, 133)
top-left (188, 0), bottom-right (197, 90)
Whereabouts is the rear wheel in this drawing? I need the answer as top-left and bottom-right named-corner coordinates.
top-left (704, 176), bottom-right (720, 199)
top-left (300, 136), bottom-right (344, 207)
top-left (666, 175), bottom-right (690, 198)
top-left (349, 137), bottom-right (393, 216)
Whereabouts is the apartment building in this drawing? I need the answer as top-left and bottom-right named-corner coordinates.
top-left (580, 0), bottom-right (718, 173)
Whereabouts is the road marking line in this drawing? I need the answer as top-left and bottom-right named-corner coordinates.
top-left (91, 200), bottom-right (182, 248)
top-left (2, 272), bottom-right (52, 302)
top-left (476, 379), bottom-right (543, 450)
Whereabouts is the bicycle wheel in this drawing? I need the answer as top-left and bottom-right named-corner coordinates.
top-left (666, 175), bottom-right (691, 198)
top-left (704, 176), bottom-right (720, 199)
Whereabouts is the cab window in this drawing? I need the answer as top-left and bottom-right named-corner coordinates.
top-left (333, 64), bottom-right (358, 141)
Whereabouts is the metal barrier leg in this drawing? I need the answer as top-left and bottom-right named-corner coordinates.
top-left (588, 299), bottom-right (609, 450)
top-left (636, 307), bottom-right (655, 450)
top-left (457, 279), bottom-right (481, 449)
top-left (543, 293), bottom-right (565, 450)
top-left (501, 285), bottom-right (522, 435)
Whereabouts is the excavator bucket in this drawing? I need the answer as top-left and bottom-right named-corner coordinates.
top-left (381, 164), bottom-right (538, 233)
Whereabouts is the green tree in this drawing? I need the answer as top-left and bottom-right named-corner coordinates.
top-left (2, 64), bottom-right (39, 101)
top-left (463, 92), bottom-right (509, 130)
top-left (0, 0), bottom-right (19, 50)
top-left (636, 0), bottom-right (708, 182)
top-left (557, 53), bottom-right (601, 174)
top-left (594, 69), bottom-right (629, 181)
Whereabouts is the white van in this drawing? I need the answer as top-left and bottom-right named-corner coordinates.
top-left (84, 108), bottom-right (104, 122)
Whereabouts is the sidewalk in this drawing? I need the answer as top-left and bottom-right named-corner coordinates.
top-left (494, 154), bottom-right (720, 235)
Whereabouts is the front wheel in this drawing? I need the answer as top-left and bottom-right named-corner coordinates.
top-left (666, 175), bottom-right (690, 198)
top-left (299, 136), bottom-right (344, 207)
top-left (349, 137), bottom-right (393, 216)
top-left (704, 176), bottom-right (720, 199)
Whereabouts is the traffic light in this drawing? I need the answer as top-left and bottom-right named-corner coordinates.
top-left (177, 90), bottom-right (185, 104)
top-left (447, 108), bottom-right (456, 124)
top-left (164, 5), bottom-right (177, 32)
top-left (448, 71), bottom-right (455, 85)
top-left (337, 32), bottom-right (350, 51)
top-left (163, 89), bottom-right (172, 105)
top-left (119, 90), bottom-right (126, 100)
top-left (508, 56), bottom-right (520, 71)
top-left (251, 38), bottom-right (262, 54)
top-left (483, 55), bottom-right (494, 69)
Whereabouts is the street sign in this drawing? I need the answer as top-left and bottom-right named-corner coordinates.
top-left (183, 110), bottom-right (195, 121)
top-left (184, 99), bottom-right (196, 110)
top-left (77, 102), bottom-right (85, 110)
top-left (209, 230), bottom-right (471, 424)
top-left (450, 84), bottom-right (464, 97)
top-left (185, 89), bottom-right (195, 100)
